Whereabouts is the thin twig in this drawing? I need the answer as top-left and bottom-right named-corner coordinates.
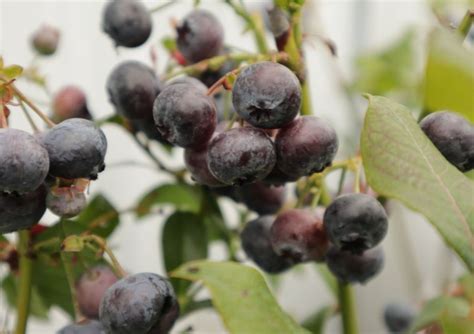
top-left (11, 83), bottom-right (55, 128)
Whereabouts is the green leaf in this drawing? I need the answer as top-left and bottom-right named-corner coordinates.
top-left (136, 183), bottom-right (202, 217)
top-left (2, 65), bottom-right (23, 79)
top-left (62, 235), bottom-right (85, 252)
top-left (301, 305), bottom-right (335, 334)
top-left (162, 211), bottom-right (208, 296)
top-left (423, 28), bottom-right (474, 122)
top-left (172, 261), bottom-right (309, 334)
top-left (458, 273), bottom-right (474, 300)
top-left (361, 95), bottom-right (474, 269)
top-left (1, 274), bottom-right (49, 319)
top-left (409, 296), bottom-right (471, 333)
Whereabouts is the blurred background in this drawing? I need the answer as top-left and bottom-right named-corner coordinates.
top-left (0, 0), bottom-right (471, 333)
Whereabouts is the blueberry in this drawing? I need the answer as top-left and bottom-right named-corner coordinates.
top-left (0, 128), bottom-right (49, 194)
top-left (270, 208), bottom-right (329, 262)
top-left (176, 10), bottom-right (224, 63)
top-left (420, 111), bottom-right (474, 172)
top-left (326, 246), bottom-right (384, 284)
top-left (31, 24), bottom-right (60, 56)
top-left (236, 181), bottom-right (285, 215)
top-left (383, 302), bottom-right (416, 333)
top-left (42, 118), bottom-right (107, 180)
top-left (52, 86), bottom-right (92, 122)
top-left (47, 186), bottom-right (86, 218)
top-left (185, 146), bottom-right (224, 187)
top-left (241, 216), bottom-right (294, 273)
top-left (207, 127), bottom-right (276, 185)
top-left (262, 165), bottom-right (298, 186)
top-left (102, 0), bottom-right (152, 48)
top-left (232, 62), bottom-right (301, 129)
top-left (99, 273), bottom-right (179, 334)
top-left (153, 83), bottom-right (216, 149)
top-left (166, 76), bottom-right (207, 93)
top-left (0, 185), bottom-right (47, 234)
top-left (323, 193), bottom-right (388, 253)
top-left (75, 265), bottom-right (118, 319)
top-left (57, 320), bottom-right (105, 334)
top-left (107, 61), bottom-right (162, 120)
top-left (276, 116), bottom-right (338, 178)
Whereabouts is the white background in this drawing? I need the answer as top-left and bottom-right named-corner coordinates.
top-left (0, 0), bottom-right (467, 333)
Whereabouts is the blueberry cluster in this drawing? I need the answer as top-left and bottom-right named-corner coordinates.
top-left (58, 268), bottom-right (179, 334)
top-left (0, 118), bottom-right (107, 234)
top-left (240, 193), bottom-right (388, 284)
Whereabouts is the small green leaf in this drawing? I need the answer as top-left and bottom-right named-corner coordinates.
top-left (161, 36), bottom-right (177, 52)
top-left (409, 296), bottom-right (471, 333)
top-left (2, 65), bottom-right (23, 79)
top-left (423, 28), bottom-right (474, 122)
top-left (136, 183), bottom-right (202, 217)
top-left (0, 56), bottom-right (3, 69)
top-left (458, 273), bottom-right (474, 300)
top-left (61, 235), bottom-right (84, 252)
top-left (172, 261), bottom-right (310, 334)
top-left (301, 305), bottom-right (335, 334)
top-left (162, 211), bottom-right (208, 296)
top-left (361, 95), bottom-right (474, 269)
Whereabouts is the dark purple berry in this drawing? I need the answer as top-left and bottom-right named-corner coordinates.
top-left (153, 83), bottom-right (216, 149)
top-left (75, 265), bottom-right (118, 319)
top-left (107, 61), bottom-right (161, 120)
top-left (207, 127), bottom-right (276, 185)
top-left (241, 216), bottom-right (294, 273)
top-left (42, 118), bottom-right (107, 180)
top-left (176, 10), bottom-right (224, 63)
top-left (270, 208), bottom-right (329, 262)
top-left (383, 302), bottom-right (416, 333)
top-left (47, 187), bottom-right (87, 218)
top-left (237, 181), bottom-right (285, 215)
top-left (326, 246), bottom-right (384, 284)
top-left (52, 86), bottom-right (92, 122)
top-left (31, 24), bottom-right (60, 55)
top-left (420, 111), bottom-right (474, 172)
top-left (0, 185), bottom-right (47, 234)
top-left (99, 273), bottom-right (179, 334)
top-left (324, 193), bottom-right (388, 253)
top-left (232, 62), bottom-right (301, 129)
top-left (184, 146), bottom-right (224, 187)
top-left (102, 0), bottom-right (152, 48)
top-left (262, 165), bottom-right (298, 186)
top-left (167, 76), bottom-right (207, 93)
top-left (57, 320), bottom-right (105, 334)
top-left (276, 116), bottom-right (338, 178)
top-left (0, 128), bottom-right (49, 194)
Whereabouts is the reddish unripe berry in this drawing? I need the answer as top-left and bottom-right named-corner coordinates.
top-left (75, 265), bottom-right (118, 319)
top-left (270, 208), bottom-right (329, 262)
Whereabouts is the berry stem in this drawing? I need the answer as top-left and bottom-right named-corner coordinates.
top-left (456, 9), bottom-right (474, 40)
top-left (0, 103), bottom-right (7, 128)
top-left (148, 1), bottom-right (175, 14)
top-left (224, 0), bottom-right (269, 53)
top-left (338, 281), bottom-right (359, 334)
top-left (17, 98), bottom-right (40, 133)
top-left (11, 83), bottom-right (55, 128)
top-left (165, 52), bottom-right (288, 80)
top-left (58, 220), bottom-right (82, 321)
top-left (14, 230), bottom-right (33, 334)
top-left (84, 235), bottom-right (126, 279)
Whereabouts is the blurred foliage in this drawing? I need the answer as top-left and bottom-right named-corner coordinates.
top-left (352, 29), bottom-right (420, 108)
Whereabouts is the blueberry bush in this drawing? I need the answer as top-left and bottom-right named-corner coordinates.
top-left (0, 1), bottom-right (473, 333)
